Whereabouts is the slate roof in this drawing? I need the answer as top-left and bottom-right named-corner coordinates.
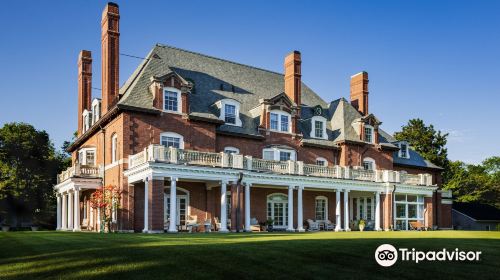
top-left (118, 44), bottom-right (412, 156)
top-left (453, 202), bottom-right (500, 221)
top-left (392, 148), bottom-right (443, 170)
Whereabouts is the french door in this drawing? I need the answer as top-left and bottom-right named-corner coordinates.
top-left (267, 194), bottom-right (288, 228)
top-left (164, 194), bottom-right (188, 228)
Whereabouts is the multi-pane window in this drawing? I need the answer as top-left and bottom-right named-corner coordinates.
top-left (279, 151), bottom-right (291, 161)
top-left (270, 113), bottom-right (279, 130)
top-left (224, 147), bottom-right (239, 154)
top-left (363, 160), bottom-right (374, 171)
top-left (316, 159), bottom-right (327, 166)
top-left (400, 143), bottom-right (408, 158)
top-left (314, 121), bottom-right (323, 138)
top-left (161, 136), bottom-right (181, 148)
top-left (224, 104), bottom-right (236, 124)
top-left (270, 111), bottom-right (290, 132)
top-left (394, 194), bottom-right (425, 230)
top-left (86, 150), bottom-right (95, 166)
top-left (164, 90), bottom-right (179, 112)
top-left (315, 197), bottom-right (327, 221)
top-left (364, 127), bottom-right (373, 143)
top-left (263, 150), bottom-right (275, 160)
top-left (280, 115), bottom-right (289, 132)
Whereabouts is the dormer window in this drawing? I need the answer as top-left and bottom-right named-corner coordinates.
top-left (398, 141), bottom-right (410, 159)
top-left (82, 110), bottom-right (91, 133)
top-left (218, 99), bottom-right (242, 126)
top-left (310, 116), bottom-right (327, 139)
top-left (269, 110), bottom-right (291, 133)
top-left (364, 125), bottom-right (374, 143)
top-left (163, 87), bottom-right (182, 113)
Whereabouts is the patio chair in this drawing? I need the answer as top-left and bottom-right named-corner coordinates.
top-left (324, 220), bottom-right (335, 231)
top-left (307, 219), bottom-right (320, 231)
top-left (409, 221), bottom-right (426, 231)
top-left (186, 215), bottom-right (198, 233)
top-left (214, 217), bottom-right (231, 231)
top-left (250, 218), bottom-right (261, 232)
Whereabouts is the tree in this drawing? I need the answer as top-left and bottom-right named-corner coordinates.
top-left (90, 185), bottom-right (121, 232)
top-left (445, 157), bottom-right (500, 208)
top-left (0, 122), bottom-right (65, 227)
top-left (394, 118), bottom-right (450, 179)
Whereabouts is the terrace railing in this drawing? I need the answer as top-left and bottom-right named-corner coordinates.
top-left (124, 144), bottom-right (435, 186)
top-left (57, 163), bottom-right (102, 184)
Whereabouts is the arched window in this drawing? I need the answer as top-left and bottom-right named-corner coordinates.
top-left (269, 110), bottom-right (291, 133)
top-left (362, 157), bottom-right (376, 171)
top-left (224, 146), bottom-right (240, 154)
top-left (267, 193), bottom-right (288, 228)
top-left (316, 157), bottom-right (328, 166)
top-left (111, 134), bottom-right (118, 163)
top-left (311, 116), bottom-right (327, 139)
top-left (160, 132), bottom-right (184, 149)
top-left (315, 196), bottom-right (328, 221)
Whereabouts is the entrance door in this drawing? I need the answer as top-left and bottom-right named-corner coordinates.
top-left (267, 194), bottom-right (288, 228)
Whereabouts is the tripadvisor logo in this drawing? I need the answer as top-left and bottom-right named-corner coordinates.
top-left (375, 244), bottom-right (482, 267)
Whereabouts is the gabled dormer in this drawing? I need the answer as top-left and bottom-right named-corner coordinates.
top-left (257, 92), bottom-right (300, 134)
top-left (352, 113), bottom-right (382, 144)
top-left (149, 71), bottom-right (192, 114)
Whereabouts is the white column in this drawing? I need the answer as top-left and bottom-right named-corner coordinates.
top-left (143, 177), bottom-right (149, 233)
top-left (219, 180), bottom-right (229, 232)
top-left (375, 191), bottom-right (381, 231)
top-left (68, 191), bottom-right (74, 230)
top-left (244, 183), bottom-right (251, 232)
top-left (97, 207), bottom-right (101, 232)
top-left (297, 186), bottom-right (304, 232)
top-left (61, 193), bottom-right (67, 230)
top-left (286, 185), bottom-right (294, 232)
top-left (56, 194), bottom-right (62, 230)
top-left (73, 188), bottom-right (81, 231)
top-left (344, 190), bottom-right (350, 231)
top-left (168, 177), bottom-right (178, 233)
top-left (363, 197), bottom-right (368, 220)
top-left (335, 190), bottom-right (341, 231)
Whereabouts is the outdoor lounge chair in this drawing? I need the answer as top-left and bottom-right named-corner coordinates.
top-left (250, 218), bottom-right (261, 232)
top-left (186, 215), bottom-right (198, 233)
top-left (324, 220), bottom-right (335, 231)
top-left (307, 219), bottom-right (320, 231)
top-left (409, 221), bottom-right (426, 231)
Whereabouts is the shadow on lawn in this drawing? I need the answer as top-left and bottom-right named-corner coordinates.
top-left (0, 232), bottom-right (499, 280)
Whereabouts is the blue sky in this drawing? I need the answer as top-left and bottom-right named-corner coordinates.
top-left (0, 0), bottom-right (498, 163)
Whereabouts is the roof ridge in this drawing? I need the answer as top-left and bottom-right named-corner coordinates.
top-left (155, 43), bottom-right (285, 77)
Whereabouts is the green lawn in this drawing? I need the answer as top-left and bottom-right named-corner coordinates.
top-left (0, 231), bottom-right (499, 279)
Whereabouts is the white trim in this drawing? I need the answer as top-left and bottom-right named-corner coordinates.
top-left (78, 147), bottom-right (97, 165)
top-left (111, 133), bottom-right (118, 163)
top-left (397, 141), bottom-right (410, 159)
top-left (315, 157), bottom-right (328, 166)
top-left (267, 193), bottom-right (289, 228)
top-left (160, 132), bottom-right (185, 149)
top-left (364, 125), bottom-right (374, 143)
top-left (217, 99), bottom-right (242, 127)
top-left (262, 147), bottom-right (296, 161)
top-left (82, 109), bottom-right (91, 133)
top-left (310, 116), bottom-right (327, 139)
top-left (224, 146), bottom-right (240, 154)
top-left (163, 87), bottom-right (182, 114)
top-left (314, 195), bottom-right (328, 221)
top-left (269, 110), bottom-right (291, 133)
top-left (91, 99), bottom-right (101, 124)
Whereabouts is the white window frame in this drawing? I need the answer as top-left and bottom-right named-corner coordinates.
top-left (394, 194), bottom-right (425, 230)
top-left (224, 146), bottom-right (240, 154)
top-left (310, 116), bottom-right (327, 139)
top-left (362, 157), bottom-right (376, 171)
top-left (267, 193), bottom-right (289, 228)
top-left (111, 134), bottom-right (118, 163)
top-left (398, 141), bottom-right (410, 159)
top-left (316, 157), bottom-right (328, 166)
top-left (364, 125), bottom-right (374, 143)
top-left (91, 99), bottom-right (100, 125)
top-left (262, 147), bottom-right (296, 161)
top-left (218, 99), bottom-right (242, 127)
top-left (315, 196), bottom-right (328, 221)
top-left (163, 87), bottom-right (182, 114)
top-left (78, 147), bottom-right (97, 166)
top-left (269, 110), bottom-right (291, 133)
top-left (82, 109), bottom-right (91, 133)
top-left (160, 132), bottom-right (185, 149)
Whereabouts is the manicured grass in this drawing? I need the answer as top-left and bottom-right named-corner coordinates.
top-left (0, 231), bottom-right (499, 279)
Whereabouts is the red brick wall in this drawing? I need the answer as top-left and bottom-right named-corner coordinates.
top-left (338, 143), bottom-right (393, 170)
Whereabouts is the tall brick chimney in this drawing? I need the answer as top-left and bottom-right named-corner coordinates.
top-left (350, 71), bottom-right (369, 116)
top-left (284, 51), bottom-right (302, 106)
top-left (78, 50), bottom-right (92, 136)
top-left (101, 2), bottom-right (120, 115)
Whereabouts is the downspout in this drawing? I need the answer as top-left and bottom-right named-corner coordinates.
top-left (235, 172), bottom-right (244, 232)
top-left (392, 184), bottom-right (396, 230)
top-left (100, 125), bottom-right (106, 233)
